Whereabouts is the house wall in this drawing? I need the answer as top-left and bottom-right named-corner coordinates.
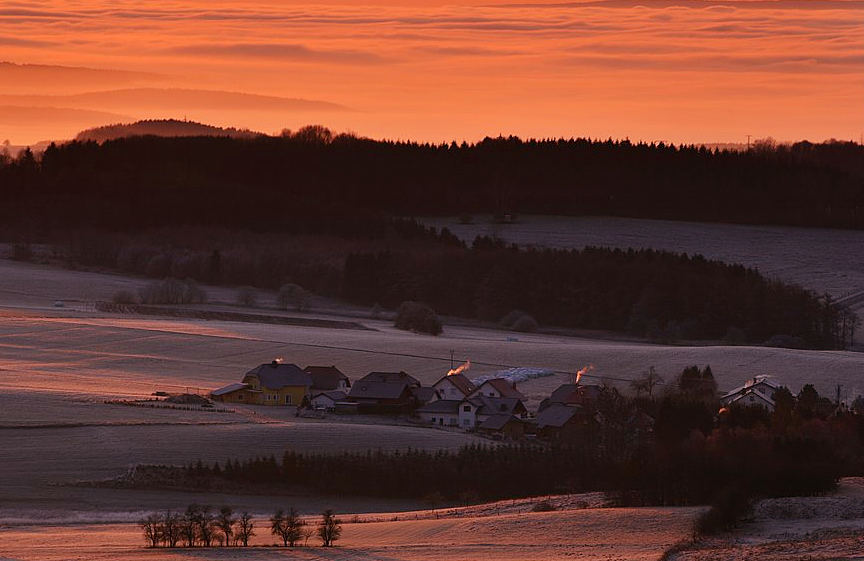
top-left (418, 411), bottom-right (459, 426)
top-left (433, 379), bottom-right (466, 401)
top-left (259, 386), bottom-right (307, 406)
top-left (213, 389), bottom-right (256, 404)
top-left (470, 383), bottom-right (502, 399)
top-left (458, 402), bottom-right (477, 428)
top-left (311, 394), bottom-right (336, 410)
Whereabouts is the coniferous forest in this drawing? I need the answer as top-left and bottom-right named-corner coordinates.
top-left (1, 131), bottom-right (861, 348)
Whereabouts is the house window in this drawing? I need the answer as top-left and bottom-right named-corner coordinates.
top-left (449, 419), bottom-right (457, 426)
top-left (431, 417), bottom-right (436, 424)
top-left (462, 419), bottom-right (470, 426)
top-left (463, 405), bottom-right (471, 412)
top-left (749, 396), bottom-right (755, 402)
top-left (286, 395), bottom-right (293, 404)
top-left (238, 394), bottom-right (244, 400)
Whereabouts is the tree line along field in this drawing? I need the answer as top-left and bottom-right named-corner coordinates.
top-left (1, 132), bottom-right (862, 230)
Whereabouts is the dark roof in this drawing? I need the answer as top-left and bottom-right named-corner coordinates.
top-left (412, 386), bottom-right (438, 403)
top-left (474, 378), bottom-right (524, 399)
top-left (549, 383), bottom-right (601, 404)
top-left (471, 396), bottom-right (526, 416)
top-left (304, 365), bottom-right (350, 390)
top-left (434, 373), bottom-right (476, 396)
top-left (535, 403), bottom-right (582, 429)
top-left (359, 371), bottom-right (420, 387)
top-left (211, 382), bottom-right (249, 396)
top-left (416, 400), bottom-right (462, 414)
top-left (479, 414), bottom-right (522, 431)
top-left (348, 381), bottom-right (413, 400)
top-left (311, 390), bottom-right (347, 402)
top-left (244, 362), bottom-right (312, 390)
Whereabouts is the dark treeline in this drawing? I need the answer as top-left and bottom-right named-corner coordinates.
top-left (186, 390), bottom-right (863, 520)
top-left (344, 244), bottom-right (854, 348)
top-left (1, 131), bottom-right (863, 231)
top-left (14, 225), bottom-right (854, 348)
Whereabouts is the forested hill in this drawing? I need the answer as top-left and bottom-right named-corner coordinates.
top-left (1, 129), bottom-right (862, 232)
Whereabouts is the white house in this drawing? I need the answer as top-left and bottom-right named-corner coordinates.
top-left (431, 373), bottom-right (476, 402)
top-left (468, 378), bottom-right (524, 400)
top-left (416, 400), bottom-right (461, 426)
top-left (310, 390), bottom-right (347, 411)
top-left (720, 375), bottom-right (780, 412)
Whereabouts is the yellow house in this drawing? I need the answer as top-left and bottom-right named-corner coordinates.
top-left (212, 361), bottom-right (312, 406)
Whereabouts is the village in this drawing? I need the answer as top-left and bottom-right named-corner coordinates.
top-left (207, 358), bottom-right (797, 443)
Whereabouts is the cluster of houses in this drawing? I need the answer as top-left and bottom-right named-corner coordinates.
top-left (211, 360), bottom-right (784, 441)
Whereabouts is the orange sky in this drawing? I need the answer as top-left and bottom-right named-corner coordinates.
top-left (1, 0), bottom-right (862, 145)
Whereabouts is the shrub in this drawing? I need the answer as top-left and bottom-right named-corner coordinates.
top-left (511, 315), bottom-right (538, 332)
top-left (394, 301), bottom-right (442, 335)
top-left (236, 286), bottom-right (257, 307)
top-left (112, 290), bottom-right (137, 304)
top-left (499, 309), bottom-right (526, 328)
top-left (531, 500), bottom-right (556, 512)
top-left (11, 242), bottom-right (33, 262)
top-left (139, 278), bottom-right (207, 304)
top-left (278, 283), bottom-right (311, 312)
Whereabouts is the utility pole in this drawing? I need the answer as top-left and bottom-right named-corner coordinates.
top-left (836, 384), bottom-right (842, 406)
top-left (746, 134), bottom-right (752, 150)
top-left (450, 350), bottom-right (455, 369)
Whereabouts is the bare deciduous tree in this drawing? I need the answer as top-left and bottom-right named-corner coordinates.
top-left (235, 511), bottom-right (255, 546)
top-left (317, 509), bottom-right (342, 547)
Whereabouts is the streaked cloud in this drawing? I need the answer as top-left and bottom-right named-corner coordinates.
top-left (1, 0), bottom-right (861, 144)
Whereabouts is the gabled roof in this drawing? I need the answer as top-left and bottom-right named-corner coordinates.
top-left (359, 371), bottom-right (421, 387)
top-left (416, 400), bottom-right (462, 414)
top-left (311, 390), bottom-right (347, 402)
top-left (479, 414), bottom-right (522, 431)
top-left (535, 403), bottom-right (583, 429)
top-left (245, 361), bottom-right (312, 390)
top-left (212, 382), bottom-right (249, 396)
top-left (721, 376), bottom-right (780, 400)
top-left (412, 386), bottom-right (438, 403)
top-left (433, 373), bottom-right (476, 396)
top-left (470, 396), bottom-right (526, 417)
top-left (305, 365), bottom-right (350, 390)
top-left (473, 378), bottom-right (524, 399)
top-left (728, 388), bottom-right (775, 408)
top-left (549, 383), bottom-right (602, 404)
top-left (348, 380), bottom-right (413, 400)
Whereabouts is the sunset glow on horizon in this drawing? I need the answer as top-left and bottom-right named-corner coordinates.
top-left (2, 0), bottom-right (862, 146)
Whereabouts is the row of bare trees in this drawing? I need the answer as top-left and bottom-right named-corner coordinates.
top-left (141, 504), bottom-right (340, 548)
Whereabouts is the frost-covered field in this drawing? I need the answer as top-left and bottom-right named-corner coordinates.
top-left (0, 506), bottom-right (701, 561)
top-left (0, 255), bottom-right (862, 557)
top-left (422, 215), bottom-right (864, 300)
top-left (670, 478), bottom-right (864, 561)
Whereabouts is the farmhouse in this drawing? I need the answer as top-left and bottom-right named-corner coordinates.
top-left (211, 360), bottom-right (312, 406)
top-left (416, 395), bottom-right (528, 430)
top-left (477, 414), bottom-right (526, 439)
top-left (539, 383), bottom-right (603, 412)
top-left (416, 400), bottom-right (462, 427)
top-left (534, 403), bottom-right (592, 442)
top-left (720, 375), bottom-right (780, 411)
top-left (431, 373), bottom-right (477, 401)
top-left (347, 380), bottom-right (418, 412)
top-left (468, 378), bottom-right (524, 400)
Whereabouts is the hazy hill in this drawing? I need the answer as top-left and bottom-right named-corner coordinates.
top-left (75, 119), bottom-right (263, 143)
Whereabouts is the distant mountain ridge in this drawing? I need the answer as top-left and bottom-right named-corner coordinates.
top-left (75, 119), bottom-right (264, 143)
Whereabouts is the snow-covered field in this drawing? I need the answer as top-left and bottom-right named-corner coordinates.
top-left (422, 215), bottom-right (864, 300)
